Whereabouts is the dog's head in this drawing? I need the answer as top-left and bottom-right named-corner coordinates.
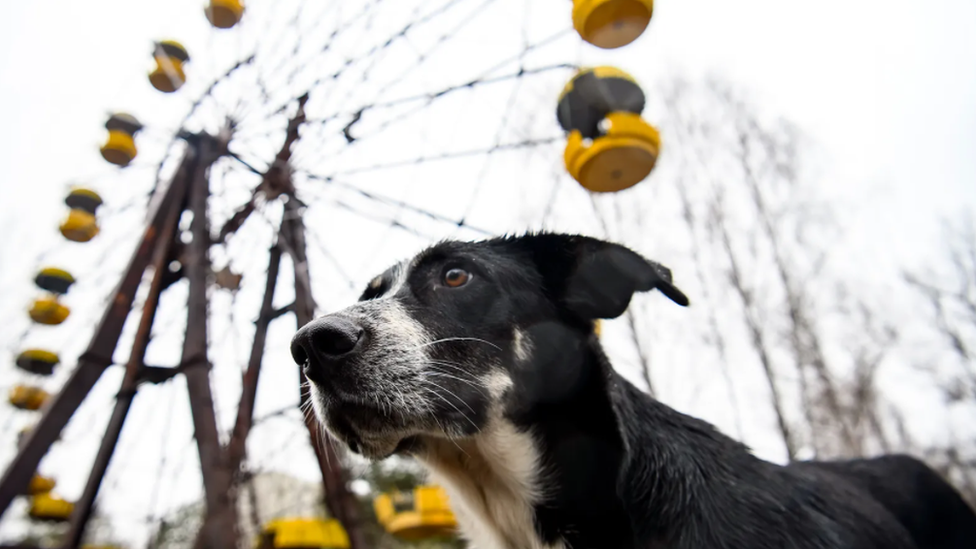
top-left (290, 233), bottom-right (688, 459)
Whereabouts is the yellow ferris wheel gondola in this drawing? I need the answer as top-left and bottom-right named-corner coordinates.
top-left (26, 475), bottom-right (56, 496)
top-left (557, 66), bottom-right (646, 140)
top-left (557, 67), bottom-right (660, 193)
top-left (373, 485), bottom-right (458, 540)
top-left (65, 188), bottom-right (103, 215)
top-left (206, 0), bottom-right (245, 29)
top-left (563, 111), bottom-right (660, 193)
top-left (28, 493), bottom-right (74, 523)
top-left (100, 113), bottom-right (143, 167)
top-left (572, 0), bottom-right (654, 49)
top-left (149, 40), bottom-right (190, 93)
top-left (9, 385), bottom-right (50, 411)
top-left (16, 349), bottom-right (60, 376)
top-left (29, 296), bottom-right (71, 325)
top-left (259, 518), bottom-right (350, 549)
top-left (35, 267), bottom-right (76, 295)
top-left (60, 208), bottom-right (100, 243)
top-left (61, 187), bottom-right (103, 242)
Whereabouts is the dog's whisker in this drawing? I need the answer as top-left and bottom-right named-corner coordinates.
top-left (424, 363), bottom-right (491, 390)
top-left (424, 370), bottom-right (490, 397)
top-left (423, 359), bottom-right (489, 379)
top-left (424, 359), bottom-right (487, 379)
top-left (410, 337), bottom-right (502, 351)
top-left (433, 416), bottom-right (470, 458)
top-left (421, 379), bottom-right (478, 415)
top-left (325, 427), bottom-right (340, 468)
top-left (436, 383), bottom-right (479, 415)
top-left (300, 405), bottom-right (333, 468)
top-left (420, 383), bottom-right (480, 433)
top-left (424, 362), bottom-right (487, 382)
top-left (394, 384), bottom-right (413, 417)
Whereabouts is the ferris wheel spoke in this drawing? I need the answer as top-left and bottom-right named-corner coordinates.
top-left (300, 137), bottom-right (561, 183)
top-left (317, 0), bottom-right (490, 114)
top-left (301, 177), bottom-right (492, 238)
top-left (270, 0), bottom-right (396, 97)
top-left (234, 0), bottom-right (450, 140)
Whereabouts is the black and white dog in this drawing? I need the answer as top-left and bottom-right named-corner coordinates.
top-left (290, 233), bottom-right (976, 549)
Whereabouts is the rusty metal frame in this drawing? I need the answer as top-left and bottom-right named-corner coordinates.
top-left (183, 134), bottom-right (238, 549)
top-left (225, 244), bottom-right (282, 472)
top-left (279, 197), bottom-right (367, 549)
top-left (195, 93), bottom-right (367, 548)
top-left (2, 94), bottom-right (367, 549)
top-left (60, 148), bottom-right (193, 549)
top-left (0, 143), bottom-right (196, 520)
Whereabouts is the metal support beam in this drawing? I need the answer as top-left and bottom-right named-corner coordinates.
top-left (259, 92), bottom-right (367, 549)
top-left (0, 152), bottom-right (194, 520)
top-left (271, 304), bottom-right (292, 320)
top-left (281, 198), bottom-right (368, 549)
top-left (225, 244), bottom-right (282, 472)
top-left (192, 96), bottom-right (320, 547)
top-left (181, 134), bottom-right (238, 549)
top-left (193, 244), bottom-right (285, 547)
top-left (61, 151), bottom-right (190, 549)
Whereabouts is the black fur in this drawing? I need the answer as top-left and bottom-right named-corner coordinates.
top-left (292, 232), bottom-right (976, 549)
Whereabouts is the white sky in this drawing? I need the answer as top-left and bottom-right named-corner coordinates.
top-left (1, 0), bottom-right (975, 546)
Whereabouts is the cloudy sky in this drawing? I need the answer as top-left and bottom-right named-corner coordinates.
top-left (1, 0), bottom-right (974, 546)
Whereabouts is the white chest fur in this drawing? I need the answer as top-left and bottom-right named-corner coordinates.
top-left (418, 419), bottom-right (565, 549)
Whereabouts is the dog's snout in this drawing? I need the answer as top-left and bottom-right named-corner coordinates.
top-left (291, 317), bottom-right (365, 372)
top-left (311, 317), bottom-right (364, 356)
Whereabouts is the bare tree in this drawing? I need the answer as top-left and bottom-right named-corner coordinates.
top-left (904, 214), bottom-right (976, 504)
top-left (587, 75), bottom-right (904, 464)
top-left (539, 71), bottom-right (975, 507)
top-left (905, 216), bottom-right (976, 397)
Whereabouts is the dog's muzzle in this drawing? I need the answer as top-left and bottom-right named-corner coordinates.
top-left (290, 314), bottom-right (422, 458)
top-left (290, 316), bottom-right (366, 383)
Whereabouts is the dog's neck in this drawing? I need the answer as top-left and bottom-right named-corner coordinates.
top-left (507, 337), bottom-right (638, 548)
top-left (415, 331), bottom-right (760, 549)
top-left (418, 419), bottom-right (560, 549)
top-left (413, 332), bottom-right (636, 548)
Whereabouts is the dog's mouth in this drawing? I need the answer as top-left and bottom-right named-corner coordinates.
top-left (302, 352), bottom-right (492, 460)
top-left (309, 383), bottom-right (423, 459)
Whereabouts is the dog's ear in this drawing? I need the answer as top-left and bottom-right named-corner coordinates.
top-left (513, 233), bottom-right (689, 320)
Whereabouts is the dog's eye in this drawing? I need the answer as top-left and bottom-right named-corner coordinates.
top-left (443, 268), bottom-right (470, 288)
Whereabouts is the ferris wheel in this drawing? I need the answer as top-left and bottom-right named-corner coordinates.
top-left (0, 1), bottom-right (663, 547)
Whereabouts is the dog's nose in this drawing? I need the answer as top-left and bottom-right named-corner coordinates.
top-left (291, 317), bottom-right (365, 373)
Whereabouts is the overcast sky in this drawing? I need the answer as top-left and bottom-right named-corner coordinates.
top-left (1, 0), bottom-right (974, 546)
